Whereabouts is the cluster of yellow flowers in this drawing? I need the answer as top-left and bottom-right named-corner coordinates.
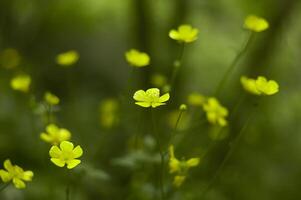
top-left (168, 145), bottom-right (200, 187)
top-left (203, 97), bottom-right (229, 127)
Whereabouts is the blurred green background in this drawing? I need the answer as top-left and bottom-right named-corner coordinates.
top-left (0, 0), bottom-right (301, 199)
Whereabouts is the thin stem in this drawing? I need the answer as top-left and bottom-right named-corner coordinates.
top-left (215, 31), bottom-right (255, 97)
top-left (168, 109), bottom-right (184, 146)
top-left (199, 112), bottom-right (254, 198)
top-left (66, 184), bottom-right (70, 200)
top-left (0, 183), bottom-right (9, 193)
top-left (169, 43), bottom-right (185, 91)
top-left (151, 109), bottom-right (165, 200)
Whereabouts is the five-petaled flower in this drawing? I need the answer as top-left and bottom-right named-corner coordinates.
top-left (203, 97), bottom-right (228, 127)
top-left (40, 124), bottom-right (71, 145)
top-left (168, 145), bottom-right (200, 187)
top-left (44, 91), bottom-right (60, 105)
top-left (49, 141), bottom-right (83, 169)
top-left (169, 24), bottom-right (199, 43)
top-left (0, 159), bottom-right (34, 189)
top-left (241, 76), bottom-right (279, 96)
top-left (133, 88), bottom-right (170, 108)
top-left (244, 15), bottom-right (269, 32)
top-left (10, 74), bottom-right (31, 93)
top-left (125, 49), bottom-right (150, 67)
top-left (56, 50), bottom-right (79, 66)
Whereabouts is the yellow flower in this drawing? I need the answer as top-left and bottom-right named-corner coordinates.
top-left (168, 145), bottom-right (200, 174)
top-left (187, 92), bottom-right (206, 106)
top-left (150, 73), bottom-right (167, 88)
top-left (10, 74), bottom-right (31, 93)
top-left (133, 88), bottom-right (170, 108)
top-left (44, 91), bottom-right (60, 105)
top-left (99, 98), bottom-right (119, 128)
top-left (203, 98), bottom-right (228, 127)
top-left (173, 175), bottom-right (186, 187)
top-left (0, 48), bottom-right (21, 69)
top-left (40, 124), bottom-right (71, 145)
top-left (49, 141), bottom-right (83, 169)
top-left (125, 49), bottom-right (150, 67)
top-left (241, 76), bottom-right (279, 96)
top-left (56, 50), bottom-right (79, 66)
top-left (0, 159), bottom-right (33, 189)
top-left (169, 24), bottom-right (198, 43)
top-left (244, 15), bottom-right (269, 32)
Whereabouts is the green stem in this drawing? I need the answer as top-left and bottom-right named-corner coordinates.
top-left (200, 112), bottom-right (254, 198)
top-left (168, 109), bottom-right (184, 146)
top-left (169, 43), bottom-right (185, 92)
top-left (0, 183), bottom-right (9, 193)
top-left (215, 31), bottom-right (255, 97)
top-left (151, 109), bottom-right (165, 200)
top-left (66, 184), bottom-right (70, 200)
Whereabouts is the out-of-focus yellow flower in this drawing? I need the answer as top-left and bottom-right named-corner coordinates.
top-left (0, 48), bottom-right (21, 69)
top-left (49, 141), bottom-right (83, 169)
top-left (203, 98), bottom-right (228, 127)
top-left (244, 15), bottom-right (269, 32)
top-left (40, 124), bottom-right (71, 145)
top-left (125, 49), bottom-right (150, 67)
top-left (99, 98), bottom-right (119, 129)
top-left (241, 76), bottom-right (279, 96)
top-left (10, 74), bottom-right (31, 93)
top-left (169, 24), bottom-right (198, 43)
top-left (0, 159), bottom-right (33, 189)
top-left (133, 88), bottom-right (170, 108)
top-left (150, 73), bottom-right (167, 88)
top-left (173, 175), bottom-right (186, 187)
top-left (168, 145), bottom-right (200, 187)
top-left (44, 92), bottom-right (60, 105)
top-left (56, 50), bottom-right (79, 66)
top-left (168, 145), bottom-right (200, 173)
top-left (187, 92), bottom-right (206, 106)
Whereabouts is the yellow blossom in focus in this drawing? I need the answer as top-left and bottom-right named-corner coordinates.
top-left (173, 175), bottom-right (186, 187)
top-left (244, 15), bottom-right (269, 32)
top-left (44, 91), bottom-right (60, 105)
top-left (203, 98), bottom-right (228, 127)
top-left (133, 88), bottom-right (170, 108)
top-left (125, 49), bottom-right (150, 67)
top-left (0, 159), bottom-right (33, 189)
top-left (187, 92), bottom-right (206, 106)
top-left (150, 73), bottom-right (167, 88)
top-left (0, 48), bottom-right (21, 69)
top-left (49, 141), bottom-right (83, 169)
top-left (99, 98), bottom-right (119, 129)
top-left (10, 74), bottom-right (31, 93)
top-left (169, 24), bottom-right (198, 43)
top-left (241, 76), bottom-right (279, 96)
top-left (40, 124), bottom-right (71, 145)
top-left (56, 50), bottom-right (79, 66)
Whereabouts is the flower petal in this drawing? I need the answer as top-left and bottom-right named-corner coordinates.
top-left (60, 141), bottom-right (74, 152)
top-left (133, 90), bottom-right (147, 101)
top-left (186, 158), bottom-right (200, 167)
top-left (50, 158), bottom-right (65, 167)
top-left (73, 145), bottom-right (83, 158)
top-left (135, 102), bottom-right (151, 107)
top-left (13, 178), bottom-right (26, 189)
top-left (49, 146), bottom-right (62, 158)
top-left (66, 159), bottom-right (81, 169)
top-left (4, 159), bottom-right (14, 172)
top-left (22, 170), bottom-right (34, 181)
top-left (159, 93), bottom-right (170, 102)
top-left (0, 169), bottom-right (12, 182)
